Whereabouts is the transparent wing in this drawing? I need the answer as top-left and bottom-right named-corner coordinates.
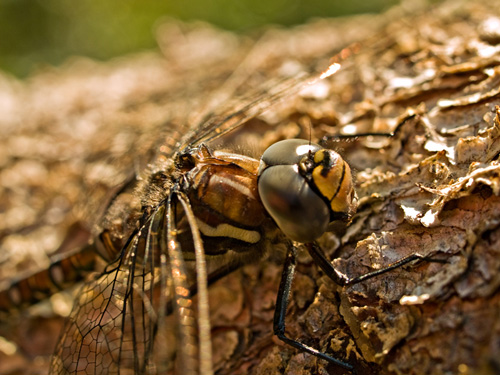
top-left (49, 227), bottom-right (157, 374)
top-left (50, 203), bottom-right (177, 374)
top-left (174, 61), bottom-right (342, 154)
top-left (50, 189), bottom-right (213, 375)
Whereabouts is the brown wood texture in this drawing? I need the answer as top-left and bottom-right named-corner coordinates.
top-left (1, 0), bottom-right (500, 374)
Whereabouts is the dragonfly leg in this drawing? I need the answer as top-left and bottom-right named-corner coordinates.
top-left (306, 242), bottom-right (444, 287)
top-left (273, 243), bottom-right (356, 372)
top-left (319, 113), bottom-right (418, 145)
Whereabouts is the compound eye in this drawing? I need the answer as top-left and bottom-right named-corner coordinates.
top-left (258, 164), bottom-right (330, 243)
top-left (259, 139), bottom-right (321, 172)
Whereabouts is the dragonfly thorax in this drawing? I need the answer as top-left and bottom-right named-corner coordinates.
top-left (182, 144), bottom-right (271, 254)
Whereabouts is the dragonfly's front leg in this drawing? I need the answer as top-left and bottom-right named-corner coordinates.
top-left (273, 243), bottom-right (356, 372)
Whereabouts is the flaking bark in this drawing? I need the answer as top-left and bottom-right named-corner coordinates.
top-left (1, 1), bottom-right (500, 374)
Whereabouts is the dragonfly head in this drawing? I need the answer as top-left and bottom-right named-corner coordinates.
top-left (258, 139), bottom-right (357, 243)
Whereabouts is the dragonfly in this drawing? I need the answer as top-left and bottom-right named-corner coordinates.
top-left (0, 47), bottom-right (429, 375)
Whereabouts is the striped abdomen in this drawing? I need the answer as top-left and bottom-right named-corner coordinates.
top-left (0, 244), bottom-right (98, 313)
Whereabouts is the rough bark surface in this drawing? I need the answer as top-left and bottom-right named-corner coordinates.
top-left (1, 1), bottom-right (500, 374)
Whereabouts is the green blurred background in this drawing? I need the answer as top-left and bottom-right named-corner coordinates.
top-left (0, 0), bottom-right (403, 78)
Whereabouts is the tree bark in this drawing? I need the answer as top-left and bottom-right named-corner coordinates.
top-left (1, 1), bottom-right (500, 374)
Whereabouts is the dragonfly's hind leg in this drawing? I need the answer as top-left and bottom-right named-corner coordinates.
top-left (273, 243), bottom-right (355, 372)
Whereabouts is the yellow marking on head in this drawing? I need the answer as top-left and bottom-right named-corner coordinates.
top-left (311, 152), bottom-right (354, 215)
top-left (329, 163), bottom-right (354, 214)
top-left (312, 153), bottom-right (343, 201)
top-left (313, 150), bottom-right (325, 163)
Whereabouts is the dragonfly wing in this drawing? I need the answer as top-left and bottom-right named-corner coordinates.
top-left (50, 193), bottom-right (210, 375)
top-left (50, 209), bottom-right (173, 375)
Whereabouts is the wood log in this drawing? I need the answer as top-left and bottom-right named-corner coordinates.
top-left (1, 1), bottom-right (499, 374)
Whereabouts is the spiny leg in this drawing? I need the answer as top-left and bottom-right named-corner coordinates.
top-left (272, 241), bottom-right (441, 374)
top-left (273, 243), bottom-right (355, 372)
top-left (319, 113), bottom-right (417, 145)
top-left (140, 205), bottom-right (168, 370)
top-left (177, 191), bottom-right (214, 375)
top-left (165, 194), bottom-right (199, 375)
top-left (305, 242), bottom-right (444, 287)
top-left (117, 208), bottom-right (166, 373)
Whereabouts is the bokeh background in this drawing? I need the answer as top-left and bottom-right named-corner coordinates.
top-left (0, 0), bottom-right (408, 78)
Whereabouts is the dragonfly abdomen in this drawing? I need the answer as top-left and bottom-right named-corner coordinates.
top-left (0, 244), bottom-right (98, 313)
